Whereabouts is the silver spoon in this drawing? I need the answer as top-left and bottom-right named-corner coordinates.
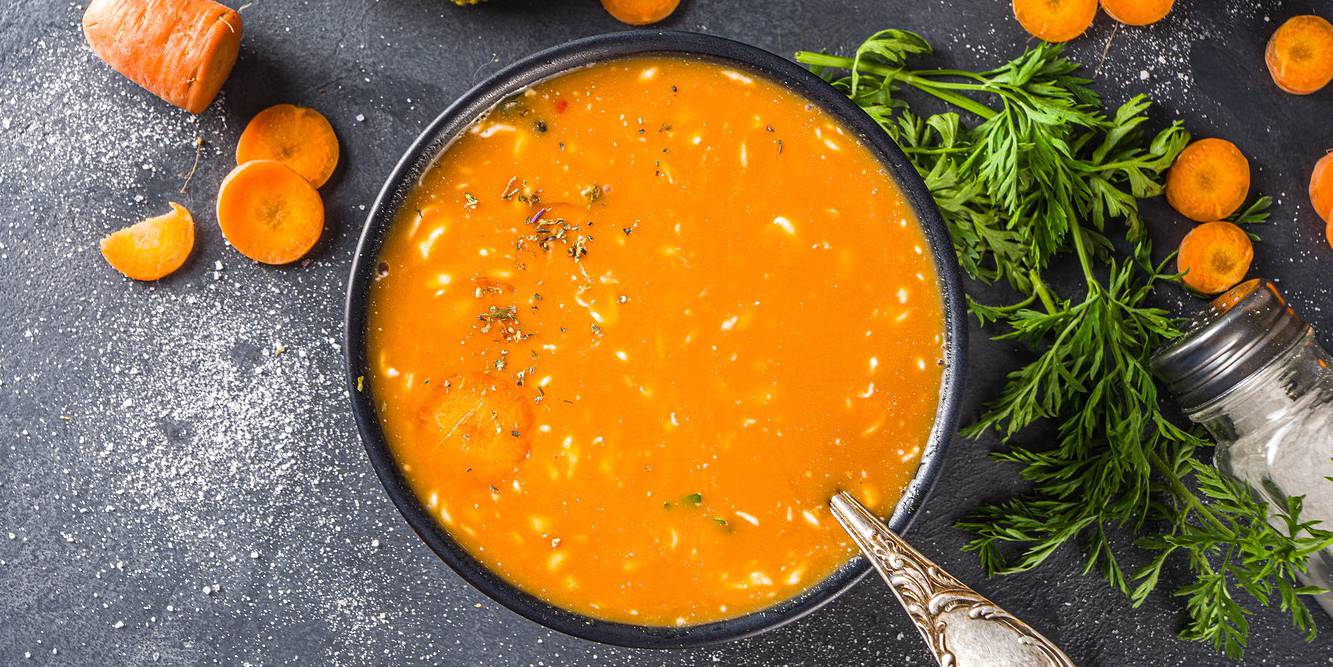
top-left (829, 491), bottom-right (1075, 667)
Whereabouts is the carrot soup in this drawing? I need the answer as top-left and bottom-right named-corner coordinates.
top-left (365, 56), bottom-right (946, 626)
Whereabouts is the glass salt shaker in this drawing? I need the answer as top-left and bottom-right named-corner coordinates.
top-left (1152, 278), bottom-right (1333, 618)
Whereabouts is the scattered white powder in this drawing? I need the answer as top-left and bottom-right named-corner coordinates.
top-left (0, 38), bottom-right (229, 227)
top-left (0, 19), bottom-right (452, 667)
top-left (931, 0), bottom-right (1286, 106)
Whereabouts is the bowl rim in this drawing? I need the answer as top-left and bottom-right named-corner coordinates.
top-left (344, 29), bottom-right (968, 649)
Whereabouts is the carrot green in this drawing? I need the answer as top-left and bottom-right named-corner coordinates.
top-left (798, 30), bottom-right (1325, 660)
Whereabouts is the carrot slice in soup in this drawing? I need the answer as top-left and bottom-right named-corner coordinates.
top-left (1012, 0), bottom-right (1098, 43)
top-left (601, 0), bottom-right (681, 25)
top-left (1165, 138), bottom-right (1251, 222)
top-left (1266, 15), bottom-right (1333, 95)
top-left (82, 0), bottom-right (242, 114)
top-left (217, 160), bottom-right (324, 265)
top-left (1177, 221), bottom-right (1254, 296)
top-left (418, 373), bottom-right (533, 484)
top-left (236, 104), bottom-right (340, 188)
top-left (1311, 152), bottom-right (1333, 224)
top-left (1100, 0), bottom-right (1173, 26)
top-left (100, 202), bottom-right (196, 280)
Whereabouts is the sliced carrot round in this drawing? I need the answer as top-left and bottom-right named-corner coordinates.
top-left (1165, 138), bottom-right (1251, 222)
top-left (236, 104), bottom-right (340, 187)
top-left (1309, 152), bottom-right (1333, 224)
top-left (217, 160), bottom-right (324, 265)
top-left (1100, 0), bottom-right (1173, 26)
top-left (1326, 219), bottom-right (1333, 252)
top-left (100, 202), bottom-right (196, 281)
top-left (600, 0), bottom-right (681, 25)
top-left (1265, 15), bottom-right (1333, 95)
top-left (1012, 0), bottom-right (1098, 43)
top-left (417, 373), bottom-right (533, 484)
top-left (1177, 220), bottom-right (1254, 296)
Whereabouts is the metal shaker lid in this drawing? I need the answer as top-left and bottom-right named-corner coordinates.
top-left (1150, 279), bottom-right (1311, 412)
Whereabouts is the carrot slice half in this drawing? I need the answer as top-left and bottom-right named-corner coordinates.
top-left (217, 160), bottom-right (324, 265)
top-left (1311, 152), bottom-right (1333, 224)
top-left (1100, 0), bottom-right (1173, 26)
top-left (1165, 138), bottom-right (1251, 223)
top-left (100, 202), bottom-right (196, 280)
top-left (1012, 0), bottom-right (1098, 43)
top-left (1266, 15), bottom-right (1333, 95)
top-left (418, 373), bottom-right (533, 484)
top-left (1177, 221), bottom-right (1254, 296)
top-left (236, 104), bottom-right (340, 188)
top-left (601, 0), bottom-right (681, 25)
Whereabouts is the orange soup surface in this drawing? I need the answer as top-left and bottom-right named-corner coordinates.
top-left (367, 56), bottom-right (945, 626)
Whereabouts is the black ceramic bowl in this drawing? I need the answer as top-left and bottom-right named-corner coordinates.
top-left (345, 30), bottom-right (967, 649)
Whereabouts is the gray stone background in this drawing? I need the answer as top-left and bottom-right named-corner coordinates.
top-left (2, 0), bottom-right (1332, 664)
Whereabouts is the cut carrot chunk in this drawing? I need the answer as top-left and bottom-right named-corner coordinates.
top-left (236, 104), bottom-right (340, 188)
top-left (82, 0), bottom-right (242, 114)
top-left (1177, 220), bottom-right (1253, 296)
top-left (1266, 15), bottom-right (1333, 95)
top-left (1165, 138), bottom-right (1251, 222)
top-left (1100, 0), bottom-right (1173, 26)
top-left (600, 0), bottom-right (681, 25)
top-left (418, 373), bottom-right (533, 483)
top-left (1312, 152), bottom-right (1333, 224)
top-left (216, 160), bottom-right (324, 265)
top-left (1326, 220), bottom-right (1333, 252)
top-left (1012, 0), bottom-right (1098, 43)
top-left (100, 202), bottom-right (195, 280)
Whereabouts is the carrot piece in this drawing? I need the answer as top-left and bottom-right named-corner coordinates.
top-left (600, 0), bottom-right (681, 25)
top-left (418, 373), bottom-right (533, 483)
top-left (1311, 152), bottom-right (1333, 224)
top-left (216, 160), bottom-right (324, 265)
top-left (1326, 220), bottom-right (1333, 252)
top-left (1165, 138), bottom-right (1251, 222)
top-left (1265, 15), bottom-right (1333, 95)
top-left (100, 202), bottom-right (195, 281)
top-left (1012, 0), bottom-right (1098, 43)
top-left (1176, 221), bottom-right (1254, 296)
top-left (82, 0), bottom-right (242, 114)
top-left (236, 104), bottom-right (340, 188)
top-left (1100, 0), bottom-right (1173, 26)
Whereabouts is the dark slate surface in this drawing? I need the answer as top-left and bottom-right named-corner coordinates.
top-left (2, 0), bottom-right (1332, 665)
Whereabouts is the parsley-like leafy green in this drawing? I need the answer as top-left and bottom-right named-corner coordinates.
top-left (798, 30), bottom-right (1327, 660)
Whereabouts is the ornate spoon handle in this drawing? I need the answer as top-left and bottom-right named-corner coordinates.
top-left (829, 492), bottom-right (1075, 667)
